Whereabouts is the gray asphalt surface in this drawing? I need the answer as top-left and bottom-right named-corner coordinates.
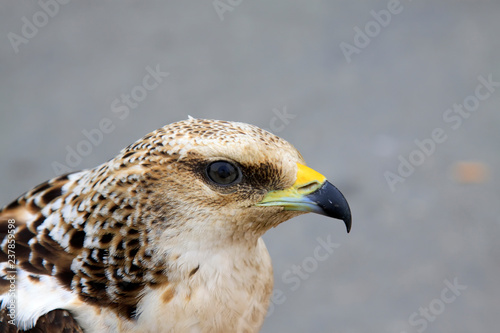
top-left (1, 1), bottom-right (499, 332)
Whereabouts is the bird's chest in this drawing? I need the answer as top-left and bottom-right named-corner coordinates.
top-left (135, 241), bottom-right (274, 333)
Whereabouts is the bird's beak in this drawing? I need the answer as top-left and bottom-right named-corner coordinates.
top-left (256, 163), bottom-right (352, 233)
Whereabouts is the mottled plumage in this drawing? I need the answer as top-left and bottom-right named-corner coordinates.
top-left (0, 118), bottom-right (351, 332)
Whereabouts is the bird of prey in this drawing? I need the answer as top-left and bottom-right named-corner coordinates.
top-left (0, 118), bottom-right (351, 333)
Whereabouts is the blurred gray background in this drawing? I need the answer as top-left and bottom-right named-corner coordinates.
top-left (1, 1), bottom-right (499, 332)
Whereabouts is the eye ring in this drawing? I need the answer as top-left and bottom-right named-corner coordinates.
top-left (206, 161), bottom-right (242, 186)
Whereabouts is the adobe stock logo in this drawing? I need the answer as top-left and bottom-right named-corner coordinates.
top-left (237, 235), bottom-right (341, 332)
top-left (340, 0), bottom-right (404, 64)
top-left (212, 0), bottom-right (244, 21)
top-left (7, 0), bottom-right (73, 54)
top-left (262, 106), bottom-right (296, 134)
top-left (385, 74), bottom-right (499, 192)
top-left (51, 65), bottom-right (169, 175)
top-left (401, 278), bottom-right (467, 333)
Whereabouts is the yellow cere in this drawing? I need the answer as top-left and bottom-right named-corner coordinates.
top-left (294, 163), bottom-right (326, 188)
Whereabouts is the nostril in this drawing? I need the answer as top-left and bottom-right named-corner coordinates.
top-left (296, 181), bottom-right (322, 194)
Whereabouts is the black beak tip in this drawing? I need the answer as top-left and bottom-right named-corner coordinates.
top-left (332, 200), bottom-right (352, 233)
top-left (307, 181), bottom-right (352, 234)
top-left (344, 212), bottom-right (352, 233)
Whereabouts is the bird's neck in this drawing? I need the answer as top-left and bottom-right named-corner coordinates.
top-left (134, 237), bottom-right (273, 332)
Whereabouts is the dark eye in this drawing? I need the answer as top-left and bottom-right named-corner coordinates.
top-left (206, 161), bottom-right (241, 186)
